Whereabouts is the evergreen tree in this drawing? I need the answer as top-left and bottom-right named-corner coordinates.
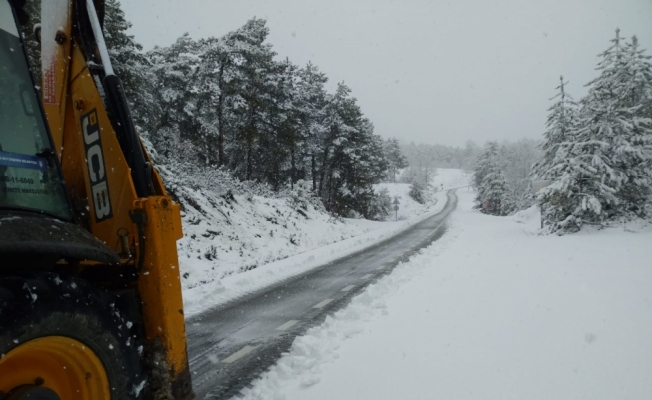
top-left (531, 76), bottom-right (578, 182)
top-left (132, 15), bottom-right (391, 218)
top-left (473, 142), bottom-right (498, 191)
top-left (295, 63), bottom-right (329, 191)
top-left (474, 142), bottom-right (513, 215)
top-left (227, 19), bottom-right (277, 181)
top-left (104, 2), bottom-right (150, 117)
top-left (479, 166), bottom-right (513, 216)
top-left (622, 36), bottom-right (652, 112)
top-left (195, 18), bottom-right (275, 167)
top-left (384, 138), bottom-right (408, 182)
top-left (533, 77), bottom-right (580, 229)
top-left (148, 34), bottom-right (202, 162)
top-left (616, 35), bottom-right (652, 215)
top-left (539, 30), bottom-right (652, 233)
top-left (578, 29), bottom-right (652, 219)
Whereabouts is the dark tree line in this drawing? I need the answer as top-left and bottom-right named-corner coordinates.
top-left (131, 15), bottom-right (391, 218)
top-left (19, 0), bottom-right (401, 219)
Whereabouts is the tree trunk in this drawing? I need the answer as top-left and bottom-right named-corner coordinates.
top-left (326, 170), bottom-right (334, 211)
top-left (319, 125), bottom-right (337, 196)
top-left (246, 107), bottom-right (255, 181)
top-left (246, 140), bottom-right (252, 181)
top-left (311, 153), bottom-right (317, 192)
top-left (318, 145), bottom-right (329, 196)
top-left (217, 61), bottom-right (226, 166)
top-left (291, 148), bottom-right (296, 190)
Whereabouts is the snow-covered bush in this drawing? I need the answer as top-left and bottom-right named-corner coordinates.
top-left (409, 181), bottom-right (427, 204)
top-left (368, 187), bottom-right (392, 220)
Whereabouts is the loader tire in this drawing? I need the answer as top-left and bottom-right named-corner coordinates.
top-left (0, 273), bottom-right (146, 400)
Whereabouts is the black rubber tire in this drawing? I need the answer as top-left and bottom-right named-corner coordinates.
top-left (0, 273), bottom-right (145, 399)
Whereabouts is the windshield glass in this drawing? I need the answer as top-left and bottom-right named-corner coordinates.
top-left (0, 0), bottom-right (70, 220)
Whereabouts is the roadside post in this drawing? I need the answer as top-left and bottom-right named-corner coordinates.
top-left (393, 197), bottom-right (400, 222)
top-left (533, 180), bottom-right (551, 229)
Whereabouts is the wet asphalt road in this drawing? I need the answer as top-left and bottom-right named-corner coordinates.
top-left (186, 190), bottom-right (458, 399)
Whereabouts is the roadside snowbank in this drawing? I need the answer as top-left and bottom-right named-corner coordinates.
top-left (182, 168), bottom-right (469, 317)
top-left (242, 190), bottom-right (652, 400)
top-left (183, 191), bottom-right (448, 317)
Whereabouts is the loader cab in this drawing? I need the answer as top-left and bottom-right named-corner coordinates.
top-left (0, 2), bottom-right (71, 220)
top-left (0, 0), bottom-right (118, 266)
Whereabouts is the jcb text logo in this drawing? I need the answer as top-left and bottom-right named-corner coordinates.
top-left (81, 109), bottom-right (113, 222)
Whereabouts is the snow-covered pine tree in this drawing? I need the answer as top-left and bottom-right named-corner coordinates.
top-left (262, 57), bottom-right (301, 190)
top-left (277, 58), bottom-right (306, 190)
top-left (480, 165), bottom-right (513, 216)
top-left (384, 138), bottom-right (409, 182)
top-left (148, 34), bottom-right (202, 162)
top-left (194, 36), bottom-right (233, 167)
top-left (125, 14), bottom-right (391, 218)
top-left (318, 83), bottom-right (353, 199)
top-left (531, 76), bottom-right (578, 182)
top-left (499, 140), bottom-right (541, 210)
top-left (227, 19), bottom-right (278, 181)
top-left (538, 29), bottom-right (652, 233)
top-left (578, 29), bottom-right (652, 220)
top-left (473, 142), bottom-right (498, 192)
top-left (193, 18), bottom-right (283, 170)
top-left (295, 62), bottom-right (329, 192)
top-left (474, 142), bottom-right (513, 215)
top-left (533, 77), bottom-right (581, 230)
top-left (103, 0), bottom-right (157, 129)
top-left (616, 35), bottom-right (652, 216)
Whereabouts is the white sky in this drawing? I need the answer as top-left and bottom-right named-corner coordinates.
top-left (120, 0), bottom-right (652, 147)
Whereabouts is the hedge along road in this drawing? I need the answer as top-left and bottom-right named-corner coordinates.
top-left (185, 190), bottom-right (459, 399)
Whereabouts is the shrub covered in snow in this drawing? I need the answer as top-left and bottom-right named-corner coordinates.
top-left (409, 181), bottom-right (427, 204)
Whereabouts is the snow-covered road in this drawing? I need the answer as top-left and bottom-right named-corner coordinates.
top-left (241, 189), bottom-right (652, 400)
top-left (185, 191), bottom-right (459, 399)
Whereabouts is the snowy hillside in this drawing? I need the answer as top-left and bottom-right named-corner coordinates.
top-left (167, 168), bottom-right (469, 317)
top-left (159, 168), bottom-right (360, 290)
top-left (242, 189), bottom-right (652, 400)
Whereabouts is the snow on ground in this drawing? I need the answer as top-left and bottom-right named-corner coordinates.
top-left (181, 169), bottom-right (469, 317)
top-left (363, 168), bottom-right (470, 224)
top-left (242, 189), bottom-right (652, 400)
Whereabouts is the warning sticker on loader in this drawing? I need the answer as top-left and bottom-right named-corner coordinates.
top-left (0, 151), bottom-right (47, 171)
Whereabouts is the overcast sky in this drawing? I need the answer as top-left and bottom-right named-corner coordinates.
top-left (120, 0), bottom-right (652, 147)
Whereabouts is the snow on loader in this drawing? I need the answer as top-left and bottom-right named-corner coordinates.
top-left (0, 1), bottom-right (193, 399)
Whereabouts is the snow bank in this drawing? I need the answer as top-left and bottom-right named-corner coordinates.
top-left (510, 204), bottom-right (542, 235)
top-left (183, 190), bottom-right (448, 317)
top-left (242, 189), bottom-right (652, 400)
top-left (181, 168), bottom-right (469, 317)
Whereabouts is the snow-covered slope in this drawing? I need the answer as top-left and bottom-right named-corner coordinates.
top-left (242, 189), bottom-right (652, 400)
top-left (175, 185), bottom-right (360, 290)
top-left (164, 167), bottom-right (469, 317)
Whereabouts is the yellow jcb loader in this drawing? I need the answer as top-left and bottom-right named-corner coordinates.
top-left (0, 1), bottom-right (194, 399)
